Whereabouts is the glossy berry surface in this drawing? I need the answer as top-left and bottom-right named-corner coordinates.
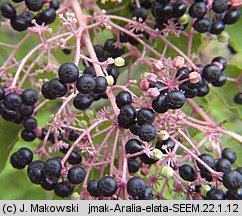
top-left (47, 78), bottom-right (67, 98)
top-left (165, 90), bottom-right (186, 109)
top-left (104, 39), bottom-right (124, 58)
top-left (118, 105), bottom-right (136, 126)
top-left (137, 108), bottom-right (155, 125)
top-left (76, 74), bottom-right (96, 94)
top-left (27, 160), bottom-right (45, 184)
top-left (3, 93), bottom-right (22, 110)
top-left (197, 153), bottom-right (215, 171)
top-left (223, 170), bottom-right (242, 190)
top-left (202, 64), bottom-right (222, 82)
top-left (223, 9), bottom-right (241, 25)
top-left (94, 76), bottom-right (108, 94)
top-left (127, 177), bottom-right (146, 197)
top-left (41, 176), bottom-right (58, 191)
top-left (155, 138), bottom-right (174, 154)
top-left (206, 188), bottom-right (225, 200)
top-left (97, 176), bottom-right (117, 197)
top-left (67, 166), bottom-right (86, 184)
top-left (44, 158), bottom-right (62, 178)
top-left (21, 129), bottom-right (36, 141)
top-left (221, 148), bottom-right (237, 164)
top-left (23, 117), bottom-right (37, 131)
top-left (128, 158), bottom-right (140, 173)
top-left (194, 18), bottom-right (211, 33)
top-left (49, 0), bottom-right (60, 10)
top-left (179, 164), bottom-right (197, 182)
top-left (21, 89), bottom-right (38, 106)
top-left (73, 94), bottom-right (94, 110)
top-left (138, 123), bottom-right (156, 142)
top-left (212, 0), bottom-right (228, 14)
top-left (152, 93), bottom-right (169, 113)
top-left (0, 2), bottom-right (16, 19)
top-left (83, 66), bottom-right (96, 77)
top-left (132, 7), bottom-right (147, 22)
top-left (25, 0), bottom-right (44, 12)
top-left (234, 93), bottom-right (242, 104)
top-left (87, 180), bottom-right (100, 197)
top-left (116, 91), bottom-right (132, 109)
top-left (58, 63), bottom-right (79, 83)
top-left (54, 181), bottom-right (74, 198)
top-left (67, 151), bottom-right (82, 165)
top-left (189, 2), bottom-right (207, 19)
top-left (138, 187), bottom-right (153, 200)
top-left (125, 139), bottom-right (144, 154)
top-left (215, 158), bottom-right (232, 173)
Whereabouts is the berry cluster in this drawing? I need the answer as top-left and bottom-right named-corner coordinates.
top-left (0, 0), bottom-right (59, 31)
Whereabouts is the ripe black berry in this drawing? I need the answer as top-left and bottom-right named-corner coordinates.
top-left (152, 93), bottom-right (169, 113)
top-left (37, 8), bottom-right (56, 25)
top-left (165, 90), bottom-right (186, 109)
top-left (176, 67), bottom-right (190, 81)
top-left (223, 170), bottom-right (242, 190)
top-left (97, 176), bottom-right (117, 197)
top-left (0, 86), bottom-right (5, 100)
top-left (10, 153), bottom-right (26, 169)
top-left (138, 187), bottom-right (153, 200)
top-left (67, 151), bottom-right (82, 165)
top-left (41, 82), bottom-right (55, 100)
top-left (21, 129), bottom-right (36, 141)
top-left (73, 94), bottom-right (94, 110)
top-left (179, 82), bottom-right (198, 98)
top-left (94, 45), bottom-right (105, 59)
top-left (94, 76), bottom-right (108, 94)
top-left (132, 7), bottom-right (147, 22)
top-left (10, 16), bottom-right (28, 32)
top-left (172, 2), bottom-right (187, 18)
top-left (0, 2), bottom-right (16, 19)
top-left (209, 21), bottom-right (225, 35)
top-left (128, 158), bottom-right (140, 173)
top-left (149, 81), bottom-right (168, 93)
top-left (223, 9), bottom-right (241, 25)
top-left (76, 74), bottom-right (96, 94)
top-left (0, 105), bottom-right (19, 122)
top-left (206, 188), bottom-right (225, 200)
top-left (49, 0), bottom-right (60, 10)
top-left (197, 153), bottom-right (216, 171)
top-left (104, 39), bottom-right (124, 58)
top-left (54, 181), bottom-right (74, 198)
top-left (62, 48), bottom-right (71, 55)
top-left (211, 73), bottom-right (227, 87)
top-left (212, 0), bottom-right (228, 14)
top-left (116, 91), bottom-right (132, 109)
top-left (221, 148), bottom-right (237, 164)
top-left (194, 18), bottom-right (211, 33)
top-left (21, 89), bottom-right (38, 106)
top-left (67, 166), bottom-right (86, 184)
top-left (137, 108), bottom-right (155, 125)
top-left (27, 160), bottom-right (45, 184)
top-left (138, 123), bottom-right (156, 142)
top-left (234, 93), bottom-right (242, 104)
top-left (83, 66), bottom-right (96, 77)
top-left (235, 167), bottom-right (242, 175)
top-left (18, 104), bottom-right (33, 117)
top-left (48, 78), bottom-right (67, 98)
top-left (20, 11), bottom-right (35, 27)
top-left (179, 164), bottom-right (197, 181)
top-left (155, 138), bottom-right (174, 153)
top-left (189, 2), bottom-right (207, 19)
top-left (140, 153), bottom-right (158, 164)
top-left (25, 0), bottom-right (44, 12)
top-left (226, 188), bottom-right (242, 200)
top-left (215, 158), bottom-right (232, 173)
top-left (140, 0), bottom-right (155, 9)
top-left (212, 56), bottom-right (227, 71)
top-left (127, 177), bottom-right (146, 197)
top-left (125, 139), bottom-right (144, 154)
top-left (87, 180), bottom-right (100, 197)
top-left (197, 83), bottom-right (209, 97)
top-left (118, 105), bottom-right (136, 126)
top-left (23, 117), bottom-right (37, 131)
top-left (129, 121), bottom-right (140, 135)
top-left (68, 130), bottom-right (79, 142)
top-left (202, 64), bottom-right (222, 82)
top-left (3, 92), bottom-right (22, 110)
top-left (44, 158), bottom-right (62, 178)
top-left (41, 176), bottom-right (58, 191)
top-left (58, 62), bottom-right (79, 83)
top-left (107, 66), bottom-right (120, 84)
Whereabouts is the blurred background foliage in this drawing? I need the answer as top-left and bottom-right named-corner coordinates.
top-left (0, 1), bottom-right (241, 199)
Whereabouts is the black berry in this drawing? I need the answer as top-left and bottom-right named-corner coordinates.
top-left (194, 18), bottom-right (211, 33)
top-left (212, 0), bottom-right (228, 14)
top-left (116, 91), bottom-right (132, 109)
top-left (137, 108), bottom-right (155, 125)
top-left (54, 181), bottom-right (74, 198)
top-left (94, 76), bottom-right (108, 94)
top-left (58, 62), bottom-right (79, 83)
top-left (44, 157), bottom-right (62, 178)
top-left (49, 0), bottom-right (60, 10)
top-left (152, 93), bottom-right (169, 113)
top-left (128, 158), bottom-right (140, 173)
top-left (21, 129), bottom-right (36, 141)
top-left (223, 9), bottom-right (241, 25)
top-left (155, 138), bottom-right (174, 153)
top-left (25, 0), bottom-right (44, 12)
top-left (206, 188), bottom-right (225, 200)
top-left (97, 176), bottom-right (117, 197)
top-left (189, 2), bottom-right (207, 19)
top-left (202, 64), bottom-right (222, 82)
top-left (179, 164), bottom-right (197, 181)
top-left (165, 90), bottom-right (186, 109)
top-left (27, 160), bottom-right (45, 184)
top-left (87, 180), bottom-right (100, 197)
top-left (23, 117), bottom-right (37, 131)
top-left (132, 7), bottom-right (147, 22)
top-left (127, 177), bottom-right (146, 197)
top-left (197, 153), bottom-right (215, 171)
top-left (76, 74), bottom-right (96, 94)
top-left (223, 170), bottom-right (242, 190)
top-left (41, 176), bottom-right (58, 191)
top-left (118, 105), bottom-right (136, 126)
top-left (221, 148), bottom-right (237, 164)
top-left (138, 123), bottom-right (156, 142)
top-left (0, 2), bottom-right (16, 19)
top-left (73, 94), bottom-right (94, 110)
top-left (3, 92), bottom-right (22, 110)
top-left (125, 139), bottom-right (144, 154)
top-left (234, 93), bottom-right (242, 104)
top-left (67, 166), bottom-right (86, 184)
top-left (215, 158), bottom-right (232, 173)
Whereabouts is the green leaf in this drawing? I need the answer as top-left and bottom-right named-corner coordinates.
top-left (0, 120), bottom-right (21, 173)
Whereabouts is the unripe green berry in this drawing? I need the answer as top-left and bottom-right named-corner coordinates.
top-left (151, 148), bottom-right (163, 160)
top-left (201, 185), bottom-right (211, 197)
top-left (159, 130), bottom-right (169, 141)
top-left (85, 110), bottom-right (95, 119)
top-left (217, 31), bottom-right (229, 43)
top-left (161, 166), bottom-right (174, 178)
top-left (179, 14), bottom-right (189, 25)
top-left (106, 75), bottom-right (114, 86)
top-left (71, 192), bottom-right (80, 200)
top-left (79, 120), bottom-right (88, 128)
